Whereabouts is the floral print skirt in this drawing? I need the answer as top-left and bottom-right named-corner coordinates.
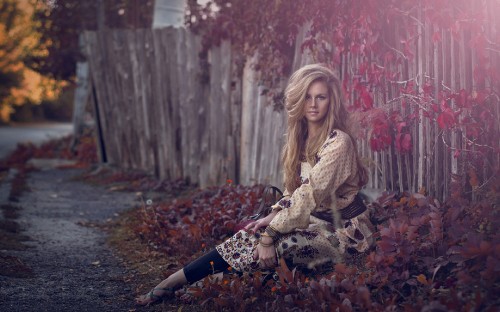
top-left (215, 210), bottom-right (374, 273)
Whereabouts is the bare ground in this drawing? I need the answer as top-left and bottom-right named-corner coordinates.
top-left (0, 166), bottom-right (142, 312)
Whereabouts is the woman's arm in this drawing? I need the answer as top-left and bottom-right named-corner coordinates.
top-left (267, 131), bottom-right (358, 235)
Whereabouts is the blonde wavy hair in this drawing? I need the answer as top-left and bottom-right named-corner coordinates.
top-left (282, 64), bottom-right (367, 192)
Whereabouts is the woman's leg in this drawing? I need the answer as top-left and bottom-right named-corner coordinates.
top-left (135, 269), bottom-right (188, 305)
top-left (136, 249), bottom-right (230, 305)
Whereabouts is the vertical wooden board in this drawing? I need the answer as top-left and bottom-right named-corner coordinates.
top-left (407, 25), bottom-right (417, 193)
top-left (416, 5), bottom-right (424, 192)
top-left (209, 44), bottom-right (223, 186)
top-left (140, 29), bottom-right (156, 174)
top-left (250, 85), bottom-right (266, 183)
top-left (487, 0), bottom-right (500, 179)
top-left (271, 109), bottom-right (287, 187)
top-left (128, 30), bottom-right (144, 170)
top-left (423, 18), bottom-right (431, 194)
top-left (106, 30), bottom-right (125, 168)
top-left (186, 31), bottom-right (205, 185)
top-left (229, 57), bottom-right (243, 184)
top-left (176, 28), bottom-right (190, 181)
top-left (385, 84), bottom-right (394, 191)
top-left (134, 29), bottom-right (151, 172)
top-left (153, 28), bottom-right (173, 180)
top-left (214, 41), bottom-right (234, 184)
top-left (197, 49), bottom-right (211, 186)
top-left (393, 24), bottom-right (405, 193)
top-left (257, 104), bottom-right (272, 183)
top-left (185, 29), bottom-right (205, 186)
top-left (100, 30), bottom-right (122, 166)
top-left (143, 29), bottom-right (160, 177)
top-left (432, 24), bottom-right (441, 198)
top-left (443, 25), bottom-right (452, 197)
top-left (148, 29), bottom-right (159, 174)
top-left (184, 30), bottom-right (197, 184)
top-left (156, 28), bottom-right (173, 179)
top-left (118, 30), bottom-right (137, 170)
top-left (205, 45), bottom-right (220, 187)
top-left (240, 56), bottom-right (259, 185)
top-left (257, 102), bottom-right (285, 186)
top-left (292, 23), bottom-right (313, 72)
top-left (226, 53), bottom-right (243, 184)
top-left (167, 28), bottom-right (183, 179)
top-left (449, 17), bottom-right (458, 177)
top-left (205, 41), bottom-right (232, 186)
top-left (87, 31), bottom-right (110, 162)
top-left (220, 41), bottom-right (236, 185)
top-left (83, 31), bottom-right (107, 164)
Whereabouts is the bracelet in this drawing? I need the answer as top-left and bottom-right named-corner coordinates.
top-left (265, 226), bottom-right (281, 240)
top-left (259, 240), bottom-right (274, 247)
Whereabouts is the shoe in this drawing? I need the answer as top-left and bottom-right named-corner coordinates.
top-left (135, 287), bottom-right (174, 306)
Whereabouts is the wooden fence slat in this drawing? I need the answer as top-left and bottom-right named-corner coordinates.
top-left (240, 56), bottom-right (259, 185)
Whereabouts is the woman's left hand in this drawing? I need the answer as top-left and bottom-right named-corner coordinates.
top-left (253, 237), bottom-right (277, 269)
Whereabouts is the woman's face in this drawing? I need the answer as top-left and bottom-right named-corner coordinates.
top-left (303, 80), bottom-right (329, 126)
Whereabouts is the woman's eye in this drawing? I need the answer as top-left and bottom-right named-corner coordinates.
top-left (316, 95), bottom-right (327, 101)
top-left (305, 95), bottom-right (311, 100)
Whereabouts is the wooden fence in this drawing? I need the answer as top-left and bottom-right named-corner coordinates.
top-left (83, 2), bottom-right (499, 200)
top-left (351, 1), bottom-right (500, 200)
top-left (83, 27), bottom-right (287, 188)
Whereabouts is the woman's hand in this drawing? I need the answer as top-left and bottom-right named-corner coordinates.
top-left (253, 236), bottom-right (277, 269)
top-left (244, 211), bottom-right (279, 269)
top-left (244, 210), bottom-right (278, 234)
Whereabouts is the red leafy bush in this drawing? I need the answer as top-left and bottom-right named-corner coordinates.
top-left (135, 185), bottom-right (500, 311)
top-left (0, 132), bottom-right (98, 169)
top-left (134, 184), bottom-right (263, 262)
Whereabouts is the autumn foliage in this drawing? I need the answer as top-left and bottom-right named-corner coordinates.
top-left (133, 181), bottom-right (499, 311)
top-left (0, 132), bottom-right (97, 170)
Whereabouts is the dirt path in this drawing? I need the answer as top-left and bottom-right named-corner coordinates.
top-left (0, 167), bottom-right (140, 311)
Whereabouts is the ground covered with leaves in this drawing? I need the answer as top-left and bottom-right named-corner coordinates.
top-left (2, 134), bottom-right (498, 311)
top-left (123, 180), bottom-right (499, 311)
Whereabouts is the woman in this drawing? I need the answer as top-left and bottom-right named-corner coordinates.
top-left (136, 63), bottom-right (374, 306)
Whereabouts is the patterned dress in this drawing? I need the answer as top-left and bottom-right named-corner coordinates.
top-left (216, 130), bottom-right (374, 272)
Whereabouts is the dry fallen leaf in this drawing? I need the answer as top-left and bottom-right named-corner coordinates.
top-left (416, 274), bottom-right (428, 285)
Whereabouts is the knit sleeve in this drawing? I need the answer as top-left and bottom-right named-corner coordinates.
top-left (268, 131), bottom-right (357, 234)
top-left (270, 188), bottom-right (290, 213)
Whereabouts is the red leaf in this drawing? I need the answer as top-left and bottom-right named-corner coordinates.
top-left (396, 122), bottom-right (406, 133)
top-left (361, 88), bottom-right (374, 110)
top-left (437, 110), bottom-right (455, 129)
top-left (401, 134), bottom-right (412, 152)
top-left (432, 31), bottom-right (442, 43)
top-left (377, 239), bottom-right (396, 252)
top-left (431, 103), bottom-right (440, 113)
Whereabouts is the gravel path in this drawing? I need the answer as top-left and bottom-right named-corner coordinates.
top-left (0, 167), bottom-right (139, 311)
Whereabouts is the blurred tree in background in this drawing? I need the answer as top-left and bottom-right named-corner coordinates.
top-left (0, 0), bottom-right (33, 122)
top-left (0, 0), bottom-right (154, 123)
top-left (28, 0), bottom-right (154, 82)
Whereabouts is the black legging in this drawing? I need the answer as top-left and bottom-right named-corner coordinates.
top-left (183, 249), bottom-right (231, 284)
